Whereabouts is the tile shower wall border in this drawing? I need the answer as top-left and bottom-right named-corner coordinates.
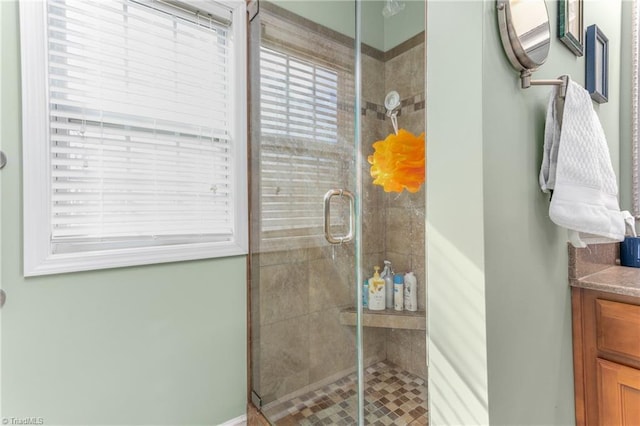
top-left (362, 93), bottom-right (426, 121)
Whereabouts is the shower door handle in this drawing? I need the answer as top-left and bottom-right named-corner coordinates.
top-left (323, 189), bottom-right (355, 244)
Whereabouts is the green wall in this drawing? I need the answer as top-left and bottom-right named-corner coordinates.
top-left (484, 1), bottom-right (623, 422)
top-left (426, 1), bottom-right (489, 424)
top-left (428, 0), bottom-right (625, 424)
top-left (1, 1), bottom-right (247, 424)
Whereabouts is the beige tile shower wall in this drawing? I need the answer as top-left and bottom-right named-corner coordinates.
top-left (254, 245), bottom-right (349, 404)
top-left (360, 50), bottom-right (390, 374)
top-left (382, 42), bottom-right (427, 379)
top-left (361, 52), bottom-right (387, 279)
top-left (362, 41), bottom-right (426, 313)
top-left (385, 43), bottom-right (426, 102)
top-left (387, 329), bottom-right (428, 380)
top-left (382, 43), bottom-right (426, 312)
top-left (254, 245), bottom-right (389, 404)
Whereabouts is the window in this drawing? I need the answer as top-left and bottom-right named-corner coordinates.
top-left (258, 44), bottom-right (354, 248)
top-left (20, 0), bottom-right (247, 276)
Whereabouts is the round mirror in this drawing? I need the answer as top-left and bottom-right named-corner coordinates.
top-left (497, 0), bottom-right (551, 71)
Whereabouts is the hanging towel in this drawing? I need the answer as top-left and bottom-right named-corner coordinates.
top-left (539, 78), bottom-right (633, 248)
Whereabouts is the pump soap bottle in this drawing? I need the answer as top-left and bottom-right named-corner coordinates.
top-left (381, 260), bottom-right (394, 309)
top-left (368, 266), bottom-right (385, 311)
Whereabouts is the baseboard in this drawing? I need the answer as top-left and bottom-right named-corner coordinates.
top-left (219, 414), bottom-right (247, 425)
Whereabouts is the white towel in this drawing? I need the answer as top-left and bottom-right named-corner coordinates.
top-left (539, 78), bottom-right (633, 248)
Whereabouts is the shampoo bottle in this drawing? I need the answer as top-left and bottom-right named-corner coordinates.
top-left (404, 271), bottom-right (418, 312)
top-left (381, 260), bottom-right (394, 309)
top-left (368, 266), bottom-right (385, 311)
top-left (393, 273), bottom-right (404, 311)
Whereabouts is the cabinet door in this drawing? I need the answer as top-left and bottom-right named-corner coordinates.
top-left (597, 358), bottom-right (640, 426)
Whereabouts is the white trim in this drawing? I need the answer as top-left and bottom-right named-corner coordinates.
top-left (24, 241), bottom-right (247, 277)
top-left (218, 414), bottom-right (247, 426)
top-left (20, 0), bottom-right (52, 276)
top-left (229, 0), bottom-right (249, 258)
top-left (20, 0), bottom-right (248, 276)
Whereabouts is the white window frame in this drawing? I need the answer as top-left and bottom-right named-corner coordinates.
top-left (20, 0), bottom-right (248, 276)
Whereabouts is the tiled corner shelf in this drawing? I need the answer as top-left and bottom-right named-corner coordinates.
top-left (339, 307), bottom-right (426, 330)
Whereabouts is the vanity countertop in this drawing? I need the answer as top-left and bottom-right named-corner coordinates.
top-left (569, 243), bottom-right (640, 298)
top-left (570, 265), bottom-right (640, 298)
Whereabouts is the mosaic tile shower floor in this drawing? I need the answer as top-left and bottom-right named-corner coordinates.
top-left (264, 361), bottom-right (427, 425)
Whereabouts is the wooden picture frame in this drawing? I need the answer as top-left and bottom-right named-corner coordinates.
top-left (585, 24), bottom-right (609, 104)
top-left (559, 0), bottom-right (584, 56)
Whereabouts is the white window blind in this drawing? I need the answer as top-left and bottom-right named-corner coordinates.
top-left (261, 47), bottom-right (339, 143)
top-left (20, 0), bottom-right (247, 275)
top-left (259, 46), bottom-right (352, 246)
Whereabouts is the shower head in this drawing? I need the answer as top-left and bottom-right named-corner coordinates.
top-left (384, 91), bottom-right (400, 113)
top-left (384, 91), bottom-right (401, 135)
top-left (382, 0), bottom-right (405, 18)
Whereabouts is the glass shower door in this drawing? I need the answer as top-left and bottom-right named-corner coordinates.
top-left (248, 1), bottom-right (427, 424)
top-left (248, 0), bottom-right (363, 423)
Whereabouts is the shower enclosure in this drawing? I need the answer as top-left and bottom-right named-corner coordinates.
top-left (248, 1), bottom-right (427, 424)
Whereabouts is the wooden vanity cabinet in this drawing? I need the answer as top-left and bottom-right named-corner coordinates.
top-left (572, 287), bottom-right (640, 426)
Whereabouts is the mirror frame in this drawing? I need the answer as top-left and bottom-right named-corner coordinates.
top-left (558, 0), bottom-right (584, 56)
top-left (497, 0), bottom-right (551, 72)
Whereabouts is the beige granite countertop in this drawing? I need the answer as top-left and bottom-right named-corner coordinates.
top-left (570, 266), bottom-right (640, 298)
top-left (569, 243), bottom-right (640, 298)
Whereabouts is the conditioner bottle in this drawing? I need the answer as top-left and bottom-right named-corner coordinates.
top-left (403, 271), bottom-right (418, 312)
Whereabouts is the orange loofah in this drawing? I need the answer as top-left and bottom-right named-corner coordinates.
top-left (367, 129), bottom-right (425, 193)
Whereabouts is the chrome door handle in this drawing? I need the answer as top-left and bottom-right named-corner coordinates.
top-left (0, 150), bottom-right (6, 169)
top-left (0, 289), bottom-right (6, 308)
top-left (323, 189), bottom-right (355, 244)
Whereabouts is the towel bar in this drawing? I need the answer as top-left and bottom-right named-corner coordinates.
top-left (520, 70), bottom-right (569, 98)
